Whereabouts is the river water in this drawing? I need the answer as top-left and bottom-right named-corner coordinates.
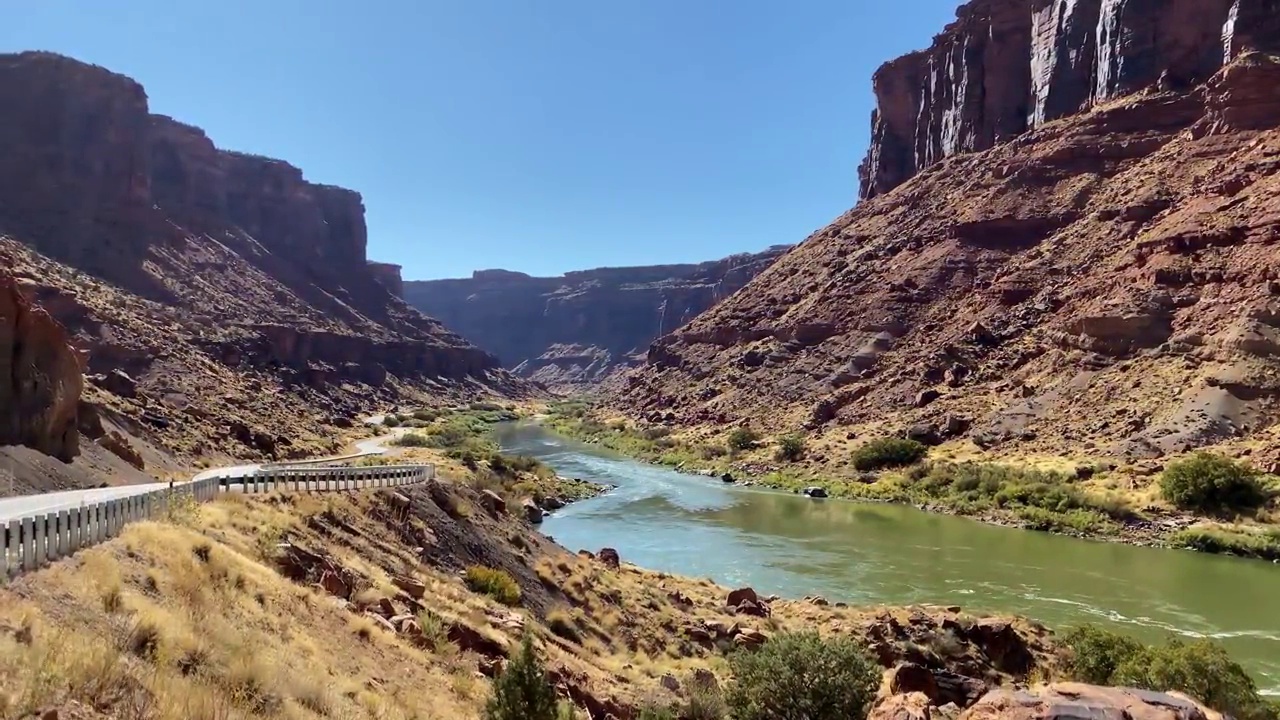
top-left (494, 422), bottom-right (1280, 693)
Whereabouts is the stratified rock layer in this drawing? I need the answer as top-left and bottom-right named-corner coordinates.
top-left (403, 247), bottom-right (791, 389)
top-left (858, 0), bottom-right (1280, 200)
top-left (0, 51), bottom-right (528, 462)
top-left (0, 268), bottom-right (83, 462)
top-left (616, 49), bottom-right (1280, 463)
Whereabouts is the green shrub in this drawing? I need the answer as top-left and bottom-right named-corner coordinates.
top-left (852, 438), bottom-right (927, 471)
top-left (382, 416), bottom-right (402, 428)
top-left (484, 635), bottom-right (559, 720)
top-left (1170, 528), bottom-right (1280, 561)
top-left (1160, 453), bottom-right (1265, 514)
top-left (412, 409), bottom-right (440, 422)
top-left (724, 631), bottom-right (879, 720)
top-left (545, 609), bottom-right (581, 643)
top-left (391, 433), bottom-right (432, 447)
top-left (470, 401), bottom-right (506, 412)
top-left (464, 566), bottom-right (522, 606)
top-left (728, 427), bottom-right (760, 451)
top-left (1060, 625), bottom-right (1276, 720)
top-left (698, 444), bottom-right (729, 460)
top-left (776, 434), bottom-right (806, 462)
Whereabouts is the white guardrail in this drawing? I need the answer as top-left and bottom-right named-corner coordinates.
top-left (0, 463), bottom-right (434, 580)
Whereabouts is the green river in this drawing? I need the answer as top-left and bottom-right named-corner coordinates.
top-left (494, 422), bottom-right (1280, 694)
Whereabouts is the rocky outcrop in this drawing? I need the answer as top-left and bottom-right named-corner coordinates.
top-left (0, 268), bottom-right (82, 462)
top-left (616, 47), bottom-right (1280, 464)
top-left (366, 262), bottom-right (404, 299)
top-left (957, 683), bottom-right (1224, 720)
top-left (858, 0), bottom-right (1280, 200)
top-left (403, 247), bottom-right (790, 389)
top-left (0, 51), bottom-right (527, 463)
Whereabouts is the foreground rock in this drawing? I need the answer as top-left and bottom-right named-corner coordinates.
top-left (957, 683), bottom-right (1224, 720)
top-left (0, 267), bottom-right (82, 461)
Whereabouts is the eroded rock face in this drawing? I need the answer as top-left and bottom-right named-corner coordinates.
top-left (403, 247), bottom-right (791, 389)
top-left (858, 0), bottom-right (1280, 200)
top-left (0, 51), bottom-right (524, 460)
top-left (616, 48), bottom-right (1280, 464)
top-left (0, 269), bottom-right (82, 462)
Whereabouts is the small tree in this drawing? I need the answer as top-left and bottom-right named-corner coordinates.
top-left (485, 635), bottom-right (560, 720)
top-left (1160, 453), bottom-right (1264, 514)
top-left (728, 427), bottom-right (760, 452)
top-left (852, 438), bottom-right (928, 471)
top-left (724, 631), bottom-right (879, 720)
top-left (775, 434), bottom-right (806, 462)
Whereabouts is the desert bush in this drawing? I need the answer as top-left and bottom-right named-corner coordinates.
top-left (1160, 453), bottom-right (1265, 514)
top-left (484, 635), bottom-right (559, 720)
top-left (392, 433), bottom-right (432, 448)
top-left (1060, 625), bottom-right (1276, 720)
top-left (728, 427), bottom-right (760, 451)
top-left (464, 566), bottom-right (522, 606)
top-left (545, 609), bottom-right (581, 643)
top-left (724, 631), bottom-right (878, 720)
top-left (776, 434), bottom-right (806, 462)
top-left (852, 438), bottom-right (927, 471)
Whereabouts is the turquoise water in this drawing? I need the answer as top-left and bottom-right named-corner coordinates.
top-left (495, 422), bottom-right (1280, 693)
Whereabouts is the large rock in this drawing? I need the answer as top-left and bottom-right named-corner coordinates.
top-left (0, 269), bottom-right (82, 462)
top-left (959, 683), bottom-right (1224, 720)
top-left (402, 247), bottom-right (791, 390)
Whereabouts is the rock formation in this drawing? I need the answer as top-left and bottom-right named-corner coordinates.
top-left (0, 51), bottom-right (529, 463)
top-left (0, 268), bottom-right (83, 462)
top-left (614, 9), bottom-right (1280, 464)
top-left (858, 0), bottom-right (1280, 200)
top-left (403, 247), bottom-right (790, 389)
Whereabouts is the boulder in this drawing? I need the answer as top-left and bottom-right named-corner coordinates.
top-left (887, 663), bottom-right (937, 698)
top-left (871, 692), bottom-right (933, 720)
top-left (598, 547), bottom-right (620, 569)
top-left (721, 472), bottom-right (736, 483)
top-left (960, 683), bottom-right (1223, 720)
top-left (735, 599), bottom-right (771, 618)
top-left (100, 369), bottom-right (138, 399)
top-left (391, 575), bottom-right (427, 599)
top-left (970, 619), bottom-right (1033, 675)
top-left (521, 498), bottom-right (544, 524)
top-left (907, 423), bottom-right (943, 446)
top-left (726, 587), bottom-right (760, 607)
top-left (479, 489), bottom-right (507, 515)
top-left (914, 390), bottom-right (942, 408)
top-left (733, 629), bottom-right (768, 650)
top-left (803, 486), bottom-right (830, 498)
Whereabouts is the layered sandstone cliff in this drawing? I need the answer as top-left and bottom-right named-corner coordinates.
top-left (858, 0), bottom-right (1280, 199)
top-left (403, 247), bottom-right (790, 389)
top-left (616, 26), bottom-right (1280, 464)
top-left (0, 268), bottom-right (83, 462)
top-left (0, 51), bottom-right (526, 463)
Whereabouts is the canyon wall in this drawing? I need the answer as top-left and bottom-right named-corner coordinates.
top-left (0, 51), bottom-right (526, 463)
top-left (858, 0), bottom-right (1280, 199)
top-left (615, 1), bottom-right (1280, 465)
top-left (404, 247), bottom-right (791, 388)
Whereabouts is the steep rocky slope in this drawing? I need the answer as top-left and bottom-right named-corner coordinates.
top-left (404, 246), bottom-right (790, 389)
top-left (614, 15), bottom-right (1280, 464)
top-left (0, 51), bottom-right (530, 472)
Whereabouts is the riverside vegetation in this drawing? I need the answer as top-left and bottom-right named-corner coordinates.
top-left (1, 404), bottom-right (1276, 720)
top-left (546, 401), bottom-right (1280, 561)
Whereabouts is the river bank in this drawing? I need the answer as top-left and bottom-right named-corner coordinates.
top-left (540, 406), bottom-right (1280, 563)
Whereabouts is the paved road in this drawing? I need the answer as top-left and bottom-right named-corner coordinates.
top-left (0, 418), bottom-right (404, 522)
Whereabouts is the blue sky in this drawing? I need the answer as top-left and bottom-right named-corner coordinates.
top-left (6, 1), bottom-right (957, 280)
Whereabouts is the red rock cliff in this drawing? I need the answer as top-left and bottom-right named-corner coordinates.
top-left (858, 0), bottom-right (1280, 200)
top-left (403, 247), bottom-right (791, 388)
top-left (0, 268), bottom-right (83, 462)
top-left (0, 51), bottom-right (525, 461)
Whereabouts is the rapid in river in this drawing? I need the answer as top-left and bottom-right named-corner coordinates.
top-left (493, 421), bottom-right (1280, 693)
